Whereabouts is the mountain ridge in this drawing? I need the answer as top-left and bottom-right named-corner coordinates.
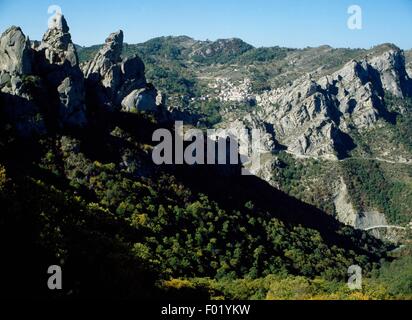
top-left (74, 33), bottom-right (412, 236)
top-left (0, 17), bottom-right (411, 300)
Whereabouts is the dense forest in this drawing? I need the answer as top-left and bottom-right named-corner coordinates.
top-left (0, 108), bottom-right (410, 300)
top-left (1, 18), bottom-right (411, 301)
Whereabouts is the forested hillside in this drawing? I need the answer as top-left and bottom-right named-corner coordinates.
top-left (1, 15), bottom-right (411, 300)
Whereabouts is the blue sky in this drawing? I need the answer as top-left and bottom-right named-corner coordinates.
top-left (0, 0), bottom-right (411, 49)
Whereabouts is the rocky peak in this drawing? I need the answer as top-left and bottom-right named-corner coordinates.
top-left (368, 48), bottom-right (411, 98)
top-left (33, 15), bottom-right (87, 128)
top-left (251, 46), bottom-right (412, 160)
top-left (82, 30), bottom-right (159, 113)
top-left (39, 14), bottom-right (78, 67)
top-left (83, 30), bottom-right (124, 79)
top-left (0, 26), bottom-right (32, 75)
top-left (0, 27), bottom-right (45, 136)
top-left (103, 30), bottom-right (124, 63)
top-left (1, 18), bottom-right (164, 136)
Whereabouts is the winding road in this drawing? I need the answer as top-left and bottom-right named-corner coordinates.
top-left (285, 151), bottom-right (412, 165)
top-left (364, 225), bottom-right (407, 231)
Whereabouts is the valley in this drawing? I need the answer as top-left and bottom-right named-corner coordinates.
top-left (0, 13), bottom-right (411, 300)
top-left (76, 37), bottom-right (412, 240)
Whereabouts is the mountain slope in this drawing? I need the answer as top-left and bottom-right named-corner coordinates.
top-left (0, 18), bottom-right (401, 299)
top-left (76, 37), bottom-right (412, 236)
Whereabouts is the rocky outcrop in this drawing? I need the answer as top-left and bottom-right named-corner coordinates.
top-left (218, 113), bottom-right (276, 177)
top-left (0, 27), bottom-right (45, 136)
top-left (253, 47), bottom-right (412, 159)
top-left (368, 49), bottom-right (412, 98)
top-left (38, 14), bottom-right (78, 67)
top-left (82, 30), bottom-right (125, 98)
top-left (83, 30), bottom-right (158, 113)
top-left (36, 13), bottom-right (87, 128)
top-left (333, 177), bottom-right (358, 226)
top-left (256, 77), bottom-right (344, 159)
top-left (1, 16), bottom-right (165, 136)
top-left (0, 26), bottom-right (32, 75)
top-left (0, 15), bottom-right (88, 134)
top-left (191, 38), bottom-right (253, 61)
top-left (121, 84), bottom-right (163, 113)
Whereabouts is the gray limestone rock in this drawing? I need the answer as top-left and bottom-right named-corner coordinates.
top-left (38, 13), bottom-right (78, 67)
top-left (82, 30), bottom-right (147, 112)
top-left (0, 27), bottom-right (45, 135)
top-left (254, 48), bottom-right (412, 159)
top-left (37, 14), bottom-right (87, 127)
top-left (368, 48), bottom-right (411, 98)
top-left (121, 85), bottom-right (161, 113)
top-left (0, 26), bottom-right (32, 75)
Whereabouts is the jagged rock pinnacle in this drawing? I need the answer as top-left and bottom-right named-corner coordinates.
top-left (82, 30), bottom-right (153, 112)
top-left (103, 30), bottom-right (124, 63)
top-left (40, 14), bottom-right (77, 66)
top-left (48, 12), bottom-right (70, 33)
top-left (0, 26), bottom-right (32, 75)
top-left (37, 15), bottom-right (87, 127)
top-left (83, 30), bottom-right (124, 79)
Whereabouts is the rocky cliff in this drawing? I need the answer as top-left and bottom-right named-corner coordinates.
top-left (0, 15), bottom-right (163, 136)
top-left (252, 47), bottom-right (412, 160)
top-left (1, 22), bottom-right (411, 239)
top-left (82, 30), bottom-right (162, 113)
top-left (205, 44), bottom-right (412, 236)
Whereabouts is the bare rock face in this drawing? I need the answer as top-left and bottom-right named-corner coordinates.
top-left (121, 85), bottom-right (161, 113)
top-left (218, 113), bottom-right (277, 178)
top-left (333, 177), bottom-right (358, 227)
top-left (254, 47), bottom-right (412, 159)
top-left (256, 77), bottom-right (343, 159)
top-left (320, 60), bottom-right (382, 130)
top-left (83, 31), bottom-right (124, 86)
top-left (287, 120), bottom-right (339, 159)
top-left (36, 13), bottom-right (87, 128)
top-left (38, 14), bottom-right (77, 67)
top-left (1, 17), bottom-right (167, 137)
top-left (0, 27), bottom-right (45, 136)
top-left (0, 26), bottom-right (32, 75)
top-left (368, 49), bottom-right (412, 98)
top-left (83, 30), bottom-right (148, 112)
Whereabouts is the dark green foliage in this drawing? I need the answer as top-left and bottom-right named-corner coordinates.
top-left (146, 63), bottom-right (198, 98)
top-left (372, 251), bottom-right (412, 298)
top-left (341, 159), bottom-right (411, 224)
top-left (123, 37), bottom-right (186, 60)
top-left (191, 38), bottom-right (254, 65)
top-left (238, 47), bottom-right (292, 64)
top-left (194, 99), bottom-right (223, 127)
top-left (0, 167), bottom-right (159, 299)
top-left (272, 152), bottom-right (336, 215)
top-left (0, 110), bottom-right (391, 298)
top-left (384, 93), bottom-right (412, 152)
top-left (76, 44), bottom-right (101, 62)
